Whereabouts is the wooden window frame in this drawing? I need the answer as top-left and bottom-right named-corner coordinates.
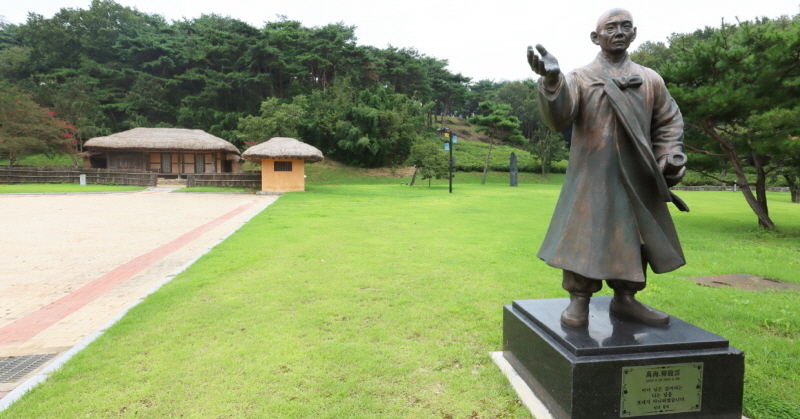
top-left (274, 161), bottom-right (293, 172)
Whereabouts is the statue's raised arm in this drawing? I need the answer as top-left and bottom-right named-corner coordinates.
top-left (526, 44), bottom-right (561, 87)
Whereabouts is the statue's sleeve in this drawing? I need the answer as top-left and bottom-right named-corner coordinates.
top-left (649, 73), bottom-right (684, 160)
top-left (538, 72), bottom-right (580, 133)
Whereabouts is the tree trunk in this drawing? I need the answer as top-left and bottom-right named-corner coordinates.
top-left (481, 139), bottom-right (495, 185)
top-left (785, 175), bottom-right (800, 203)
top-left (540, 156), bottom-right (547, 178)
top-left (540, 144), bottom-right (549, 179)
top-left (410, 167), bottom-right (419, 186)
top-left (702, 121), bottom-right (775, 229)
top-left (440, 97), bottom-right (451, 125)
top-left (751, 151), bottom-right (770, 227)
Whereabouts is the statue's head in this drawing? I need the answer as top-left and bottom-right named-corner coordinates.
top-left (590, 8), bottom-right (637, 57)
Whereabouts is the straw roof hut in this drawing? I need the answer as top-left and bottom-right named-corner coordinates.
top-left (85, 128), bottom-right (239, 153)
top-left (242, 137), bottom-right (323, 192)
top-left (242, 137), bottom-right (324, 163)
top-left (83, 128), bottom-right (241, 174)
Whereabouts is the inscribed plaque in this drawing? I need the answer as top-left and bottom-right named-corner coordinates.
top-left (620, 363), bottom-right (703, 417)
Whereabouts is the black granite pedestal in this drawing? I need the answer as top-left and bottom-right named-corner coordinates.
top-left (503, 297), bottom-right (744, 419)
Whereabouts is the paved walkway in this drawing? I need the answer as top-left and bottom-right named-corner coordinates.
top-left (0, 188), bottom-right (278, 397)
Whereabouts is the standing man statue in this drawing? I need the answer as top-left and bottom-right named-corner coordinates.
top-left (527, 8), bottom-right (689, 328)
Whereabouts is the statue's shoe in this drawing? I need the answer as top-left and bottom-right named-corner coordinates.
top-left (609, 296), bottom-right (670, 326)
top-left (560, 295), bottom-right (590, 328)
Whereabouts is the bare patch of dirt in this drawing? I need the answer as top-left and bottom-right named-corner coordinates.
top-left (362, 166), bottom-right (415, 177)
top-left (314, 159), bottom-right (413, 177)
top-left (455, 128), bottom-right (473, 137)
top-left (683, 274), bottom-right (800, 291)
top-left (314, 159), bottom-right (343, 167)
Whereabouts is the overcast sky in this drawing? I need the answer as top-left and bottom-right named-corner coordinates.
top-left (2, 0), bottom-right (798, 82)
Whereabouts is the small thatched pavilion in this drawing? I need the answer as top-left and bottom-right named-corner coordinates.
top-left (242, 137), bottom-right (323, 192)
top-left (83, 128), bottom-right (241, 175)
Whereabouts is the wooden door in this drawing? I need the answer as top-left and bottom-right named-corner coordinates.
top-left (195, 154), bottom-right (205, 173)
top-left (161, 153), bottom-right (171, 173)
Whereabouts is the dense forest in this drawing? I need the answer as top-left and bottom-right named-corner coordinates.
top-left (0, 0), bottom-right (546, 167)
top-left (1, 1), bottom-right (798, 225)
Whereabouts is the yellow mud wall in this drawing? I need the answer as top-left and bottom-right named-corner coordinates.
top-left (261, 159), bottom-right (305, 192)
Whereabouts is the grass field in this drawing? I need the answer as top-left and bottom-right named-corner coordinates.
top-left (304, 160), bottom-right (567, 187)
top-left (0, 184), bottom-right (146, 193)
top-left (1, 173), bottom-right (798, 418)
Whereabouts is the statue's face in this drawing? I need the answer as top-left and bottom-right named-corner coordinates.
top-left (591, 10), bottom-right (637, 56)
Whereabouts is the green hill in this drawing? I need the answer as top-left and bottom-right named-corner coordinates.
top-left (434, 116), bottom-right (568, 174)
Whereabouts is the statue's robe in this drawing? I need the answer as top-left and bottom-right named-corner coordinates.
top-left (537, 53), bottom-right (685, 283)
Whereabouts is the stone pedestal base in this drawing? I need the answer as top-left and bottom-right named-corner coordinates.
top-left (503, 297), bottom-right (744, 419)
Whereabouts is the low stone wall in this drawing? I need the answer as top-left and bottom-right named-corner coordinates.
top-left (672, 186), bottom-right (790, 192)
top-left (185, 173), bottom-right (262, 189)
top-left (0, 166), bottom-right (157, 187)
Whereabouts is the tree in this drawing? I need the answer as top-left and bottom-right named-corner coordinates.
top-left (31, 77), bottom-right (106, 153)
top-left (774, 157), bottom-right (800, 203)
top-left (236, 97), bottom-right (306, 148)
top-left (431, 69), bottom-right (470, 122)
top-left (527, 127), bottom-right (568, 179)
top-left (238, 80), bottom-right (429, 167)
top-left (468, 101), bottom-right (527, 184)
top-left (295, 81), bottom-right (354, 156)
top-left (492, 80), bottom-right (540, 140)
top-left (406, 134), bottom-right (449, 186)
top-left (464, 79), bottom-right (501, 118)
top-left (0, 21), bottom-right (31, 80)
top-left (661, 15), bottom-right (800, 228)
top-left (333, 85), bottom-right (426, 167)
top-left (18, 0), bottom-right (153, 72)
top-left (376, 46), bottom-right (434, 101)
top-left (299, 22), bottom-right (363, 91)
top-left (628, 40), bottom-right (672, 69)
top-left (0, 85), bottom-right (76, 165)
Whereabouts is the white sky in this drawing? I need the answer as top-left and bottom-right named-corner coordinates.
top-left (2, 0), bottom-right (798, 82)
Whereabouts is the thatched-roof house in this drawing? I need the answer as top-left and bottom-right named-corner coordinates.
top-left (242, 137), bottom-right (323, 192)
top-left (83, 128), bottom-right (241, 174)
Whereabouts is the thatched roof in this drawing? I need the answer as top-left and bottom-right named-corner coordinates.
top-left (242, 137), bottom-right (324, 163)
top-left (84, 128), bottom-right (239, 154)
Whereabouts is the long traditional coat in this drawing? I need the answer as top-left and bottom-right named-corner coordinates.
top-left (536, 53), bottom-right (685, 283)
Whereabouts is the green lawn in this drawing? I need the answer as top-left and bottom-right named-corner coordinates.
top-left (304, 160), bottom-right (567, 186)
top-left (2, 176), bottom-right (798, 418)
top-left (0, 184), bottom-right (146, 193)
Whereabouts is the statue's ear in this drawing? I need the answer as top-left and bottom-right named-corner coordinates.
top-left (631, 27), bottom-right (637, 43)
top-left (590, 31), bottom-right (600, 45)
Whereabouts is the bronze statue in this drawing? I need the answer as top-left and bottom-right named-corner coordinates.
top-left (527, 8), bottom-right (688, 328)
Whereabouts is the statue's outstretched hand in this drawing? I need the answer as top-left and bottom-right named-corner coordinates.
top-left (527, 44), bottom-right (560, 87)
